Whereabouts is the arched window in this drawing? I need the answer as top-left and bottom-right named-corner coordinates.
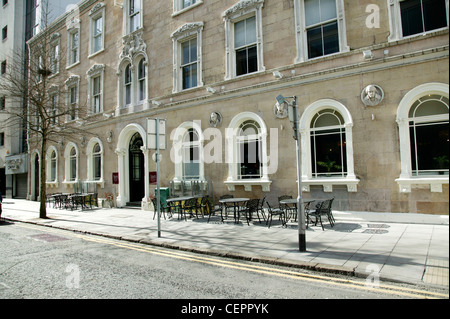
top-left (69, 147), bottom-right (77, 182)
top-left (182, 128), bottom-right (200, 180)
top-left (124, 64), bottom-right (132, 106)
top-left (310, 109), bottom-right (347, 178)
top-left (138, 58), bottom-right (146, 101)
top-left (225, 112), bottom-right (271, 192)
top-left (172, 122), bottom-right (204, 183)
top-left (409, 94), bottom-right (449, 176)
top-left (50, 150), bottom-right (57, 182)
top-left (396, 83), bottom-right (449, 193)
top-left (299, 99), bottom-right (358, 192)
top-left (237, 120), bottom-right (262, 179)
top-left (93, 143), bottom-right (102, 181)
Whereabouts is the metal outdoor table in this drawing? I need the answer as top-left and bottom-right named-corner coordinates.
top-left (279, 198), bottom-right (315, 222)
top-left (218, 198), bottom-right (249, 224)
top-left (166, 196), bottom-right (201, 219)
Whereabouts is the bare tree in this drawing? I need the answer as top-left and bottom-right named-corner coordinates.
top-left (0, 3), bottom-right (92, 218)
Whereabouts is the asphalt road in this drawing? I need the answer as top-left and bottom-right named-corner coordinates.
top-left (1, 220), bottom-right (447, 307)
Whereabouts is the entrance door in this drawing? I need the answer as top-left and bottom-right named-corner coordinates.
top-left (129, 133), bottom-right (144, 203)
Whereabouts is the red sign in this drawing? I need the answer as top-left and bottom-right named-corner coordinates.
top-left (149, 171), bottom-right (157, 185)
top-left (112, 173), bottom-right (119, 184)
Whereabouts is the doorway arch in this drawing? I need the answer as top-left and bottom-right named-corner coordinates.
top-left (116, 124), bottom-right (149, 207)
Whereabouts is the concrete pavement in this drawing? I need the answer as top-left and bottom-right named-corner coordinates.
top-left (1, 198), bottom-right (448, 290)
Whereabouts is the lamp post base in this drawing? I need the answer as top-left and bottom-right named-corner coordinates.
top-left (299, 233), bottom-right (306, 252)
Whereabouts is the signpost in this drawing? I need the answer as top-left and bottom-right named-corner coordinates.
top-left (147, 118), bottom-right (166, 238)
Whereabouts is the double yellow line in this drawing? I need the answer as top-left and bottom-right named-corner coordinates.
top-left (16, 223), bottom-right (449, 299)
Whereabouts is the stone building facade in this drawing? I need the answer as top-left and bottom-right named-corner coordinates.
top-left (26, 0), bottom-right (449, 214)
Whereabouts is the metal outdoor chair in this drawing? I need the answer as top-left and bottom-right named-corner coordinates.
top-left (309, 197), bottom-right (335, 230)
top-left (239, 199), bottom-right (260, 225)
top-left (205, 197), bottom-right (222, 223)
top-left (218, 194), bottom-right (234, 220)
top-left (179, 197), bottom-right (198, 220)
top-left (152, 197), bottom-right (171, 220)
top-left (257, 196), bottom-right (267, 221)
top-left (266, 202), bottom-right (286, 228)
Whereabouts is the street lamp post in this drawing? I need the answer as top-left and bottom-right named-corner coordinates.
top-left (275, 94), bottom-right (306, 252)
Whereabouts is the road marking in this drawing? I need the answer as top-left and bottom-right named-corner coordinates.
top-left (14, 223), bottom-right (448, 299)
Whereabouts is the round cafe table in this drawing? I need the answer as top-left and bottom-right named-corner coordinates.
top-left (218, 198), bottom-right (249, 223)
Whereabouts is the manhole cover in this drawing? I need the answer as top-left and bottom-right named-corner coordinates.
top-left (363, 229), bottom-right (389, 234)
top-left (29, 234), bottom-right (69, 242)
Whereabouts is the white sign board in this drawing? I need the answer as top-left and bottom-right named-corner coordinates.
top-left (147, 118), bottom-right (166, 150)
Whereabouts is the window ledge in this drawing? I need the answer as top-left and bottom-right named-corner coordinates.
top-left (224, 179), bottom-right (272, 192)
top-left (395, 176), bottom-right (449, 193)
top-left (301, 177), bottom-right (360, 193)
top-left (46, 181), bottom-right (59, 188)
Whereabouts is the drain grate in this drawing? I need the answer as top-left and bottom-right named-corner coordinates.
top-left (363, 229), bottom-right (389, 234)
top-left (29, 234), bottom-right (69, 242)
top-left (367, 223), bottom-right (390, 228)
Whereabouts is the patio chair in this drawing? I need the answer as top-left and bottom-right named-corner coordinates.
top-left (179, 197), bottom-right (198, 220)
top-left (309, 197), bottom-right (335, 230)
top-left (239, 199), bottom-right (260, 225)
top-left (152, 197), bottom-right (171, 220)
top-left (266, 202), bottom-right (286, 228)
top-left (257, 196), bottom-right (267, 221)
top-left (218, 194), bottom-right (234, 220)
top-left (205, 197), bottom-right (223, 223)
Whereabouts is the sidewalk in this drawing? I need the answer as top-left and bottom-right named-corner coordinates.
top-left (1, 199), bottom-right (449, 289)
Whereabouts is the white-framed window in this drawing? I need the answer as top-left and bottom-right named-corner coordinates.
top-left (294, 0), bottom-right (349, 63)
top-left (225, 112), bottom-right (271, 192)
top-left (49, 33), bottom-right (60, 76)
top-left (137, 58), bottom-right (146, 101)
top-left (223, 0), bottom-right (265, 80)
top-left (89, 2), bottom-right (105, 56)
top-left (123, 0), bottom-right (143, 35)
top-left (86, 137), bottom-right (104, 185)
top-left (65, 75), bottom-right (80, 122)
top-left (173, 0), bottom-right (203, 16)
top-left (388, 0), bottom-right (449, 42)
top-left (48, 91), bottom-right (58, 125)
top-left (64, 143), bottom-right (78, 184)
top-left (67, 28), bottom-right (80, 67)
top-left (87, 64), bottom-right (105, 114)
top-left (172, 121), bottom-right (205, 183)
top-left (46, 146), bottom-right (58, 186)
top-left (124, 63), bottom-right (132, 106)
top-left (171, 22), bottom-right (203, 93)
top-left (396, 82), bottom-right (449, 192)
top-left (298, 99), bottom-right (359, 193)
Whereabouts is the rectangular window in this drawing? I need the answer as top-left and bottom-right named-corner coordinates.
top-left (1, 60), bottom-right (6, 75)
top-left (305, 0), bottom-right (339, 59)
top-left (50, 94), bottom-right (57, 125)
top-left (0, 96), bottom-right (5, 110)
top-left (410, 121), bottom-right (449, 175)
top-left (400, 0), bottom-right (448, 37)
top-left (69, 86), bottom-right (77, 121)
top-left (129, 0), bottom-right (141, 32)
top-left (92, 76), bottom-right (101, 113)
top-left (0, 132), bottom-right (4, 147)
top-left (311, 128), bottom-right (347, 178)
top-left (93, 16), bottom-right (103, 53)
top-left (2, 25), bottom-right (7, 40)
top-left (234, 16), bottom-right (258, 76)
top-left (183, 0), bottom-right (196, 9)
top-left (50, 43), bottom-right (59, 74)
top-left (70, 31), bottom-right (79, 65)
top-left (181, 38), bottom-right (198, 90)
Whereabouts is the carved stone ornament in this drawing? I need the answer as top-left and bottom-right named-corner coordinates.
top-left (209, 112), bottom-right (222, 127)
top-left (361, 84), bottom-right (384, 106)
top-left (171, 22), bottom-right (204, 39)
top-left (120, 30), bottom-right (147, 61)
top-left (222, 0), bottom-right (265, 18)
top-left (273, 102), bottom-right (288, 119)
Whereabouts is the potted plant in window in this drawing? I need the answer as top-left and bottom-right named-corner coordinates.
top-left (433, 155), bottom-right (449, 175)
top-left (317, 157), bottom-right (342, 177)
